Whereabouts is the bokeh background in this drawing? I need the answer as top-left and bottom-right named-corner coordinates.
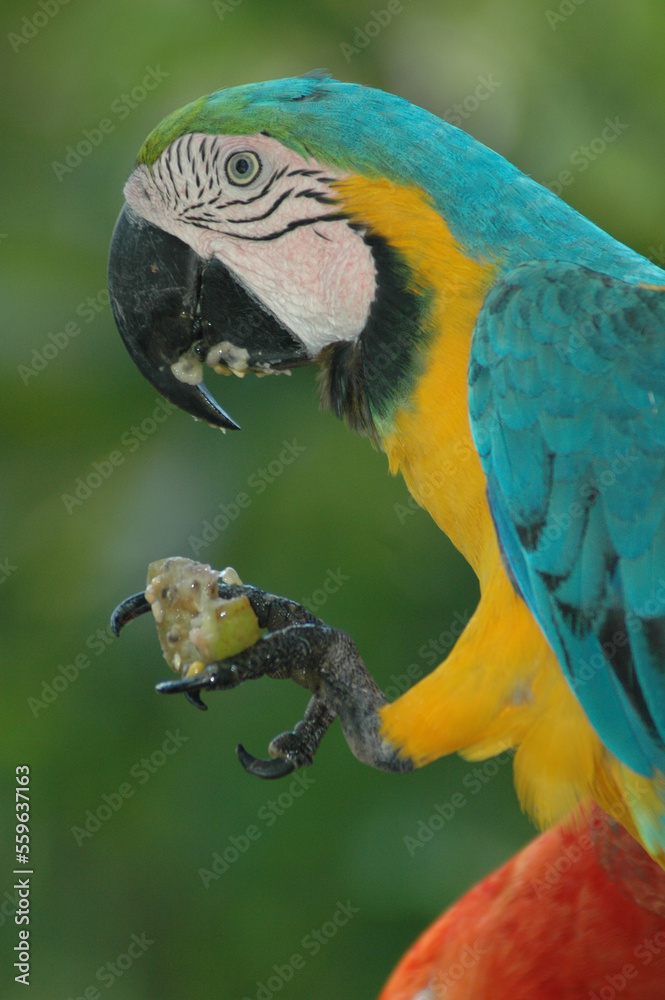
top-left (3, 1), bottom-right (665, 997)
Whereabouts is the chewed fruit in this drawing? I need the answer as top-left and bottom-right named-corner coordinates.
top-left (145, 557), bottom-right (260, 676)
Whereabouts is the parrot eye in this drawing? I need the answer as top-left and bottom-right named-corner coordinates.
top-left (225, 151), bottom-right (261, 186)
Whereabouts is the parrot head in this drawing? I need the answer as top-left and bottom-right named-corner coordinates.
top-left (109, 74), bottom-right (634, 437)
top-left (107, 73), bottom-right (484, 437)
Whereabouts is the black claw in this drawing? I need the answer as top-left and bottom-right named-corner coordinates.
top-left (156, 675), bottom-right (204, 695)
top-left (236, 743), bottom-right (296, 779)
top-left (111, 592), bottom-right (150, 636)
top-left (185, 690), bottom-right (208, 711)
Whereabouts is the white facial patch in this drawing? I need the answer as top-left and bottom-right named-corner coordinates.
top-left (124, 133), bottom-right (377, 356)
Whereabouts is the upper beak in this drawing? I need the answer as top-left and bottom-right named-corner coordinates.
top-left (108, 204), bottom-right (311, 432)
top-left (108, 204), bottom-right (238, 429)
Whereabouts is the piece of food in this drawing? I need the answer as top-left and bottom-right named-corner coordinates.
top-left (145, 557), bottom-right (260, 678)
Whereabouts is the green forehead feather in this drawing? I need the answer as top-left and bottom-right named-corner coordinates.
top-left (138, 95), bottom-right (209, 165)
top-left (137, 75), bottom-right (350, 169)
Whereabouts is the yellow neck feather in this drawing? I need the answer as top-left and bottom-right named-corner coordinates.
top-left (334, 175), bottom-right (497, 580)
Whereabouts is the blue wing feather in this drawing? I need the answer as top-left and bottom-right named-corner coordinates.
top-left (469, 260), bottom-right (665, 779)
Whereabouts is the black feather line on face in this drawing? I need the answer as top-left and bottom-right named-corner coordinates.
top-left (318, 233), bottom-right (430, 439)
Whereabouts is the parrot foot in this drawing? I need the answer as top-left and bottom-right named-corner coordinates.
top-left (111, 580), bottom-right (413, 779)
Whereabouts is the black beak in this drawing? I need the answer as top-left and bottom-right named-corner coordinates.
top-left (108, 204), bottom-right (310, 431)
top-left (108, 204), bottom-right (238, 430)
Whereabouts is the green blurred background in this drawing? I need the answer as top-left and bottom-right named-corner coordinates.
top-left (2, 1), bottom-right (665, 997)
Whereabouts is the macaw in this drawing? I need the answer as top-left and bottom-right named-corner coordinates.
top-left (108, 74), bottom-right (665, 876)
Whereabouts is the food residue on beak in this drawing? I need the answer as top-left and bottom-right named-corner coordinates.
top-left (206, 341), bottom-right (251, 378)
top-left (170, 352), bottom-right (204, 385)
